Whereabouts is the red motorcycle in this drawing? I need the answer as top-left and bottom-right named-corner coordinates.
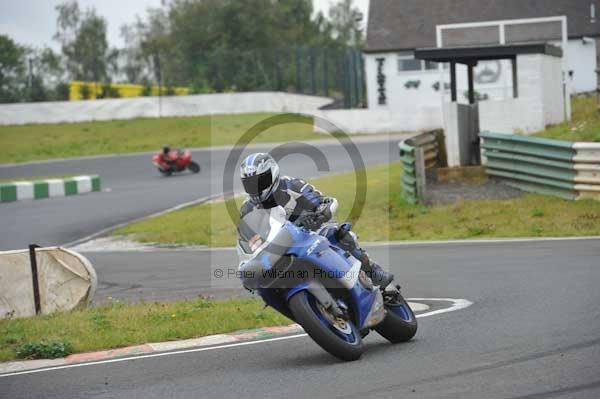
top-left (152, 149), bottom-right (201, 176)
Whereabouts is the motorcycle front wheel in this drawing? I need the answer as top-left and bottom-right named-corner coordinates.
top-left (375, 292), bottom-right (418, 343)
top-left (289, 290), bottom-right (364, 361)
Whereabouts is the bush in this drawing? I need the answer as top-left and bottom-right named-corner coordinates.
top-left (53, 82), bottom-right (70, 101)
top-left (141, 81), bottom-right (153, 96)
top-left (16, 341), bottom-right (72, 359)
top-left (99, 83), bottom-right (121, 99)
top-left (79, 84), bottom-right (91, 100)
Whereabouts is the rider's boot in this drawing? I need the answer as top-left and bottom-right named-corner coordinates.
top-left (334, 223), bottom-right (394, 290)
top-left (358, 251), bottom-right (394, 290)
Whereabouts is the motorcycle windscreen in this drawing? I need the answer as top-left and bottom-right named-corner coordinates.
top-left (241, 170), bottom-right (273, 195)
top-left (238, 207), bottom-right (288, 255)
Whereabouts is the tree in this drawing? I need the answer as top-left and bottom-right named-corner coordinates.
top-left (54, 0), bottom-right (117, 83)
top-left (0, 35), bottom-right (26, 103)
top-left (116, 0), bottom-right (362, 93)
top-left (328, 0), bottom-right (363, 46)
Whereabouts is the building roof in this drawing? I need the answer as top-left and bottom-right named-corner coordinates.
top-left (365, 0), bottom-right (600, 53)
top-left (414, 43), bottom-right (563, 64)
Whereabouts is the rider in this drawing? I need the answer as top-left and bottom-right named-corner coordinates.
top-left (238, 152), bottom-right (394, 289)
top-left (161, 145), bottom-right (177, 166)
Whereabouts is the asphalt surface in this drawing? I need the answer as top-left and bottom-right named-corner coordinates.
top-left (0, 135), bottom-right (404, 251)
top-left (2, 239), bottom-right (598, 398)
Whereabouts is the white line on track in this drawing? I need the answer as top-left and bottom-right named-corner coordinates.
top-left (0, 298), bottom-right (472, 378)
top-left (362, 236), bottom-right (600, 247)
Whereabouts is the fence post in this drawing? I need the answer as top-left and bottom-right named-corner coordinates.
top-left (310, 48), bottom-right (317, 95)
top-left (275, 49), bottom-right (282, 91)
top-left (296, 47), bottom-right (303, 94)
top-left (353, 50), bottom-right (361, 107)
top-left (28, 244), bottom-right (42, 315)
top-left (343, 50), bottom-right (351, 108)
top-left (323, 51), bottom-right (329, 97)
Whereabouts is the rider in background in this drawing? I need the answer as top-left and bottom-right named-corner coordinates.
top-left (160, 145), bottom-right (178, 166)
top-left (238, 152), bottom-right (394, 289)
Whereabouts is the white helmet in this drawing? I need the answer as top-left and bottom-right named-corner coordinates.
top-left (240, 153), bottom-right (280, 202)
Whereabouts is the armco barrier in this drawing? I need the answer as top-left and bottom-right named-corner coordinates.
top-left (0, 175), bottom-right (101, 203)
top-left (399, 142), bottom-right (420, 204)
top-left (409, 131), bottom-right (440, 170)
top-left (398, 131), bottom-right (441, 204)
top-left (398, 130), bottom-right (440, 204)
top-left (480, 132), bottom-right (600, 200)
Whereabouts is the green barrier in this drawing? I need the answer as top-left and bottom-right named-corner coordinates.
top-left (64, 179), bottom-right (78, 196)
top-left (33, 181), bottom-right (49, 199)
top-left (399, 142), bottom-right (420, 204)
top-left (0, 184), bottom-right (17, 202)
top-left (0, 175), bottom-right (101, 203)
top-left (480, 131), bottom-right (578, 200)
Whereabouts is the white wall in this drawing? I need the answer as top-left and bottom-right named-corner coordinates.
top-left (364, 52), bottom-right (517, 112)
top-left (565, 38), bottom-right (597, 93)
top-left (541, 54), bottom-right (567, 125)
top-left (363, 49), bottom-right (569, 135)
top-left (0, 92), bottom-right (333, 125)
top-left (478, 54), bottom-right (565, 134)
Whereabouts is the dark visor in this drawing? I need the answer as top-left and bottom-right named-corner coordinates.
top-left (241, 169), bottom-right (273, 195)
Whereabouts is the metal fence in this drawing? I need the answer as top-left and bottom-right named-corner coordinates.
top-left (177, 46), bottom-right (366, 109)
top-left (480, 131), bottom-right (600, 200)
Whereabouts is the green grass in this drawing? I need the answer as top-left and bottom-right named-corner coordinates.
top-left (0, 113), bottom-right (329, 164)
top-left (114, 162), bottom-right (600, 246)
top-left (533, 95), bottom-right (600, 142)
top-left (0, 297), bottom-right (290, 362)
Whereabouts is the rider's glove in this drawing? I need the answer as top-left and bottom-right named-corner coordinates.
top-left (302, 190), bottom-right (322, 209)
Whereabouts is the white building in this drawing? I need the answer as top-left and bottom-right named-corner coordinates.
top-left (362, 0), bottom-right (600, 133)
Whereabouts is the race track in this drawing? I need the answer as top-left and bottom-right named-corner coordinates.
top-left (2, 135), bottom-right (599, 398)
top-left (0, 136), bottom-right (403, 250)
top-left (2, 238), bottom-right (599, 398)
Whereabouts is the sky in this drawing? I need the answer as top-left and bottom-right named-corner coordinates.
top-left (0, 0), bottom-right (369, 50)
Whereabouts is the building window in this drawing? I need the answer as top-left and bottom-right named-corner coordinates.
top-left (397, 52), bottom-right (421, 72)
top-left (397, 52), bottom-right (441, 72)
top-left (424, 60), bottom-right (438, 70)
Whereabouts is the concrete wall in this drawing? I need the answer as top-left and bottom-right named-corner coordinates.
top-left (0, 92), bottom-right (333, 125)
top-left (313, 106), bottom-right (442, 134)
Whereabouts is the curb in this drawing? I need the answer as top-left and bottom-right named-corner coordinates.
top-left (0, 323), bottom-right (303, 376)
top-left (0, 175), bottom-right (101, 203)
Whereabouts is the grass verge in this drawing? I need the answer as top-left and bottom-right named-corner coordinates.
top-left (0, 297), bottom-right (290, 362)
top-left (0, 113), bottom-right (328, 164)
top-left (114, 162), bottom-right (600, 246)
top-left (533, 95), bottom-right (600, 142)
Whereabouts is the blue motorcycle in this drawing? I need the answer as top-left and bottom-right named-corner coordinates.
top-left (237, 206), bottom-right (417, 361)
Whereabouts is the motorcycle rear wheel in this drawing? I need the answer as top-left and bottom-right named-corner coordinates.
top-left (375, 292), bottom-right (418, 343)
top-left (188, 162), bottom-right (201, 173)
top-left (289, 290), bottom-right (364, 361)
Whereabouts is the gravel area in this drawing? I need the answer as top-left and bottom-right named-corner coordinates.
top-left (425, 177), bottom-right (524, 205)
